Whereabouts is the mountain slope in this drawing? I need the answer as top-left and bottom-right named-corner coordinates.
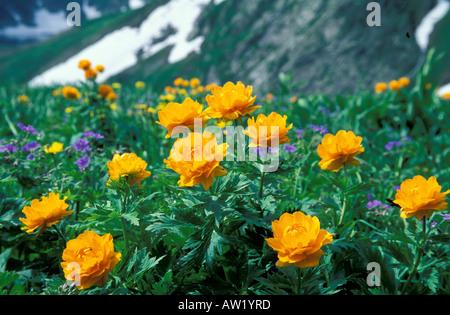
top-left (1, 0), bottom-right (447, 96)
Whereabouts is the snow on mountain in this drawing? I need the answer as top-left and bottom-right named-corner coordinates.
top-left (415, 0), bottom-right (450, 52)
top-left (29, 0), bottom-right (224, 86)
top-left (0, 7), bottom-right (69, 41)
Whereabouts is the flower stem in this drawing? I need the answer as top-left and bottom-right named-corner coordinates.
top-left (53, 225), bottom-right (67, 243)
top-left (259, 171), bottom-right (265, 199)
top-left (400, 217), bottom-right (427, 295)
top-left (120, 191), bottom-right (129, 249)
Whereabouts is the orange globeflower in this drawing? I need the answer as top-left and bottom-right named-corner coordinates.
top-left (107, 153), bottom-right (151, 187)
top-left (374, 82), bottom-right (388, 93)
top-left (84, 67), bottom-right (97, 80)
top-left (204, 81), bottom-right (260, 122)
top-left (78, 59), bottom-right (91, 70)
top-left (243, 112), bottom-right (292, 147)
top-left (393, 175), bottom-right (450, 220)
top-left (98, 85), bottom-right (114, 98)
top-left (62, 86), bottom-right (82, 100)
top-left (61, 231), bottom-right (121, 290)
top-left (19, 192), bottom-right (73, 235)
top-left (164, 132), bottom-right (228, 191)
top-left (190, 78), bottom-right (200, 88)
top-left (156, 97), bottom-right (210, 138)
top-left (96, 64), bottom-right (105, 72)
top-left (317, 130), bottom-right (364, 172)
top-left (266, 211), bottom-right (333, 268)
top-left (398, 77), bottom-right (410, 88)
top-left (442, 92), bottom-right (450, 100)
top-left (389, 80), bottom-right (401, 91)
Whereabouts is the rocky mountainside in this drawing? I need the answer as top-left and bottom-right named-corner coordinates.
top-left (112, 0), bottom-right (442, 95)
top-left (0, 0), bottom-right (447, 96)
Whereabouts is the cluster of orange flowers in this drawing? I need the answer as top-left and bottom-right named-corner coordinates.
top-left (78, 59), bottom-right (104, 80)
top-left (374, 77), bottom-right (410, 93)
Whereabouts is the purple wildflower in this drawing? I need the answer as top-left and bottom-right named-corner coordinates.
top-left (75, 155), bottom-right (90, 170)
top-left (83, 131), bottom-right (104, 139)
top-left (0, 144), bottom-right (17, 153)
top-left (310, 124), bottom-right (328, 134)
top-left (0, 140), bottom-right (5, 144)
top-left (438, 213), bottom-right (450, 220)
top-left (366, 199), bottom-right (392, 210)
top-left (403, 136), bottom-right (412, 141)
top-left (17, 123), bottom-right (38, 135)
top-left (249, 147), bottom-right (267, 157)
top-left (268, 146), bottom-right (279, 153)
top-left (22, 141), bottom-right (40, 152)
top-left (27, 154), bottom-right (35, 161)
top-left (72, 138), bottom-right (91, 153)
top-left (283, 145), bottom-right (297, 153)
top-left (295, 129), bottom-right (304, 138)
top-left (385, 141), bottom-right (403, 151)
top-left (367, 193), bottom-right (373, 200)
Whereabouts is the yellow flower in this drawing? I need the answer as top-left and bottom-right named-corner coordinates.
top-left (265, 211), bottom-right (333, 268)
top-left (95, 64), bottom-right (105, 72)
top-left (389, 80), bottom-right (401, 91)
top-left (65, 106), bottom-right (74, 113)
top-left (243, 112), bottom-right (292, 147)
top-left (135, 81), bottom-right (146, 89)
top-left (190, 78), bottom-right (201, 88)
top-left (109, 103), bottom-right (118, 111)
top-left (160, 94), bottom-right (175, 101)
top-left (164, 132), bottom-right (228, 191)
top-left (442, 92), bottom-right (450, 100)
top-left (62, 86), bottom-right (82, 100)
top-left (84, 67), bottom-right (97, 80)
top-left (17, 95), bottom-right (29, 103)
top-left (317, 130), bottom-right (364, 172)
top-left (393, 175), bottom-right (450, 220)
top-left (174, 77), bottom-right (184, 86)
top-left (44, 142), bottom-right (64, 154)
top-left (19, 192), bottom-right (73, 235)
top-left (78, 59), bottom-right (91, 70)
top-left (204, 81), bottom-right (260, 122)
top-left (374, 82), bottom-right (387, 93)
top-left (147, 107), bottom-right (156, 114)
top-left (398, 77), bottom-right (410, 88)
top-left (112, 82), bottom-right (122, 89)
top-left (290, 96), bottom-right (298, 103)
top-left (107, 153), bottom-right (151, 187)
top-left (156, 97), bottom-right (210, 138)
top-left (61, 231), bottom-right (121, 290)
top-left (205, 83), bottom-right (218, 91)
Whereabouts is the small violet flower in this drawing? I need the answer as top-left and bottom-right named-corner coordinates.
top-left (310, 124), bottom-right (328, 134)
top-left (385, 141), bottom-right (403, 151)
top-left (83, 131), bottom-right (104, 139)
top-left (17, 123), bottom-right (38, 135)
top-left (75, 156), bottom-right (90, 170)
top-left (283, 145), bottom-right (297, 153)
top-left (72, 138), bottom-right (91, 153)
top-left (22, 141), bottom-right (40, 152)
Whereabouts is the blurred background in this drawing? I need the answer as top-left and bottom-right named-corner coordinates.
top-left (0, 0), bottom-right (449, 95)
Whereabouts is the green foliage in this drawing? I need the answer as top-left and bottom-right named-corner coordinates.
top-left (0, 49), bottom-right (449, 295)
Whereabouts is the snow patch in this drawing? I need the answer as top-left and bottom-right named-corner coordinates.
top-left (129, 0), bottom-right (146, 10)
top-left (0, 8), bottom-right (69, 41)
top-left (83, 1), bottom-right (102, 20)
top-left (415, 0), bottom-right (450, 51)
